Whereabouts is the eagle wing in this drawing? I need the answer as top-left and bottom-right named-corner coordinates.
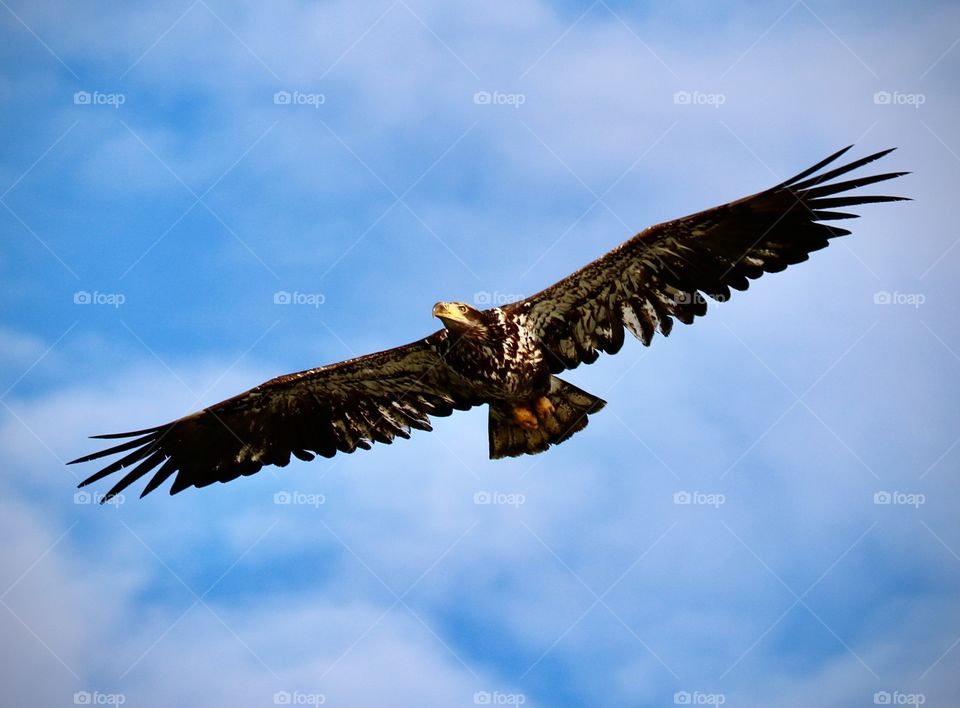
top-left (70, 332), bottom-right (478, 501)
top-left (506, 146), bottom-right (908, 372)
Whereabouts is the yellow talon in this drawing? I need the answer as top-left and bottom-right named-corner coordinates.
top-left (512, 405), bottom-right (539, 430)
top-left (534, 396), bottom-right (555, 420)
top-left (537, 397), bottom-right (562, 434)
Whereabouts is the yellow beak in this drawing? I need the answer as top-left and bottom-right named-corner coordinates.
top-left (432, 302), bottom-right (470, 325)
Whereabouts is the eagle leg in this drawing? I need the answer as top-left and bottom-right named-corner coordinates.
top-left (512, 405), bottom-right (539, 430)
top-left (534, 396), bottom-right (555, 420)
top-left (535, 396), bottom-right (562, 435)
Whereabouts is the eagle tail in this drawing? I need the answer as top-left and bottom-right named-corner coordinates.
top-left (488, 377), bottom-right (606, 459)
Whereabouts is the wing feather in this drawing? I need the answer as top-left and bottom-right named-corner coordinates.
top-left (70, 332), bottom-right (478, 501)
top-left (507, 147), bottom-right (908, 372)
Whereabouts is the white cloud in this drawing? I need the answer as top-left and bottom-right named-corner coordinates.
top-left (0, 482), bottom-right (541, 708)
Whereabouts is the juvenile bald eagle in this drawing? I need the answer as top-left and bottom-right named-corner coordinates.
top-left (72, 146), bottom-right (908, 502)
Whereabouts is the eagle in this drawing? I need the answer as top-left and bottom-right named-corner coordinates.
top-left (71, 146), bottom-right (907, 502)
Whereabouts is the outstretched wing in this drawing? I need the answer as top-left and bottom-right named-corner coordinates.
top-left (507, 146), bottom-right (909, 372)
top-left (70, 332), bottom-right (478, 502)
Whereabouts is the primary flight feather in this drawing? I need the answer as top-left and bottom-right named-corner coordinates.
top-left (71, 145), bottom-right (908, 502)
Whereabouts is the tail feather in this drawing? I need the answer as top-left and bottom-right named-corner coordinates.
top-left (489, 377), bottom-right (606, 459)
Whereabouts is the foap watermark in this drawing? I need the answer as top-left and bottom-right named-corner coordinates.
top-left (473, 90), bottom-right (526, 108)
top-left (874, 290), bottom-right (925, 308)
top-left (873, 91), bottom-right (925, 108)
top-left (74, 490), bottom-right (125, 507)
top-left (673, 90), bottom-right (725, 108)
top-left (273, 691), bottom-right (327, 706)
top-left (474, 690), bottom-right (526, 705)
top-left (273, 90), bottom-right (326, 108)
top-left (73, 690), bottom-right (126, 705)
top-left (671, 291), bottom-right (728, 307)
top-left (273, 690), bottom-right (326, 705)
top-left (874, 491), bottom-right (925, 508)
top-left (674, 490), bottom-right (725, 508)
top-left (274, 290), bottom-right (325, 307)
top-left (473, 490), bottom-right (526, 508)
top-left (873, 690), bottom-right (926, 705)
top-left (74, 90), bottom-right (126, 108)
top-left (74, 290), bottom-right (125, 308)
top-left (674, 690), bottom-right (726, 705)
top-left (474, 290), bottom-right (524, 306)
top-left (274, 491), bottom-right (326, 508)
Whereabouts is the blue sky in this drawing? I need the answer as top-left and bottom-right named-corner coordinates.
top-left (2, 0), bottom-right (959, 706)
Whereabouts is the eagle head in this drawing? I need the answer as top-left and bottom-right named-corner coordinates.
top-left (432, 301), bottom-right (487, 334)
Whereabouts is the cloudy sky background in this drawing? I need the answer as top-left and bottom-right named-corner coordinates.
top-left (2, 0), bottom-right (958, 705)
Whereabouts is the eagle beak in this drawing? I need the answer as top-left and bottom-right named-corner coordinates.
top-left (432, 302), bottom-right (470, 327)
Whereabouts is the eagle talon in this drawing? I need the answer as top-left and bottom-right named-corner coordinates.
top-left (534, 396), bottom-right (555, 420)
top-left (535, 396), bottom-right (562, 435)
top-left (512, 405), bottom-right (539, 430)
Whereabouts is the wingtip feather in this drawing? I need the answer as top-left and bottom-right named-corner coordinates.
top-left (90, 426), bottom-right (163, 440)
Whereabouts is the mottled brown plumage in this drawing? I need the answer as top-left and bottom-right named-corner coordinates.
top-left (71, 146), bottom-right (907, 502)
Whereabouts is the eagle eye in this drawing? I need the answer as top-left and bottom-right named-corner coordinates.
top-left (458, 305), bottom-right (468, 314)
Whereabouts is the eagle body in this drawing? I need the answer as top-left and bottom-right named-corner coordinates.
top-left (435, 307), bottom-right (549, 402)
top-left (430, 304), bottom-right (605, 458)
top-left (71, 146), bottom-right (908, 502)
